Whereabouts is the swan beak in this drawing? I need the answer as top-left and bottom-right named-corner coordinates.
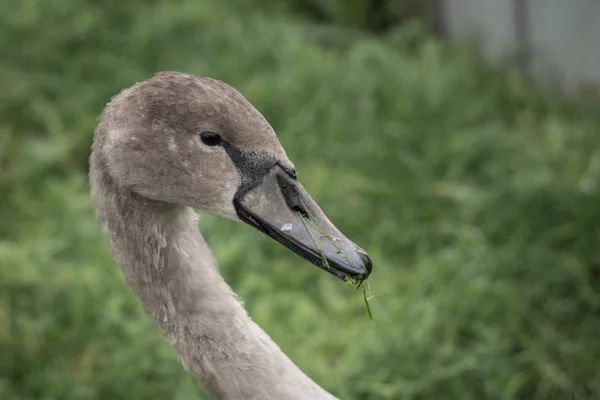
top-left (233, 165), bottom-right (372, 281)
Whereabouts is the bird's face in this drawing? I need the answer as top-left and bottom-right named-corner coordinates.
top-left (99, 72), bottom-right (372, 281)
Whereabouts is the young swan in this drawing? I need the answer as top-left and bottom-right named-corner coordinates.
top-left (89, 71), bottom-right (372, 400)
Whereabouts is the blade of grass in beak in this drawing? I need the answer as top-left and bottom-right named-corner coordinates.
top-left (297, 194), bottom-right (374, 321)
top-left (363, 287), bottom-right (373, 321)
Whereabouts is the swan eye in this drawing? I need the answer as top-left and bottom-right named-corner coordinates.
top-left (200, 131), bottom-right (222, 146)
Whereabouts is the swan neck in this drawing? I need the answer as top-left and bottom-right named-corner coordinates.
top-left (90, 174), bottom-right (336, 399)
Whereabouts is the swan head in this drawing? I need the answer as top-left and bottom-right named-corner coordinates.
top-left (96, 71), bottom-right (372, 281)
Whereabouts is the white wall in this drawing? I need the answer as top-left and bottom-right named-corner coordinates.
top-left (440, 0), bottom-right (600, 97)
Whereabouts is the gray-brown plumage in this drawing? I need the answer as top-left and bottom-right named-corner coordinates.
top-left (89, 71), bottom-right (372, 400)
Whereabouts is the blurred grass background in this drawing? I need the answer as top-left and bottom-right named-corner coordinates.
top-left (1, 0), bottom-right (600, 399)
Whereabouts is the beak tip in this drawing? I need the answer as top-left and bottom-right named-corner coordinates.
top-left (359, 252), bottom-right (373, 275)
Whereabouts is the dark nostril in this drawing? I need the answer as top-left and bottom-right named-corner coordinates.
top-left (359, 252), bottom-right (373, 275)
top-left (276, 173), bottom-right (308, 218)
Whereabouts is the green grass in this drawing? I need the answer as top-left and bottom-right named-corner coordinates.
top-left (1, 1), bottom-right (600, 399)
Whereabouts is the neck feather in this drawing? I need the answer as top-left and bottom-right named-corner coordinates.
top-left (90, 163), bottom-right (337, 400)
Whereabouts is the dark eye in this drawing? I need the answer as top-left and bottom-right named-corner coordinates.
top-left (200, 131), bottom-right (222, 146)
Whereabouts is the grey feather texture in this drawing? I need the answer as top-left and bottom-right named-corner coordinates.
top-left (89, 72), bottom-right (338, 400)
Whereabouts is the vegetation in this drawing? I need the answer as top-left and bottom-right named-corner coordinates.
top-left (1, 0), bottom-right (599, 399)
